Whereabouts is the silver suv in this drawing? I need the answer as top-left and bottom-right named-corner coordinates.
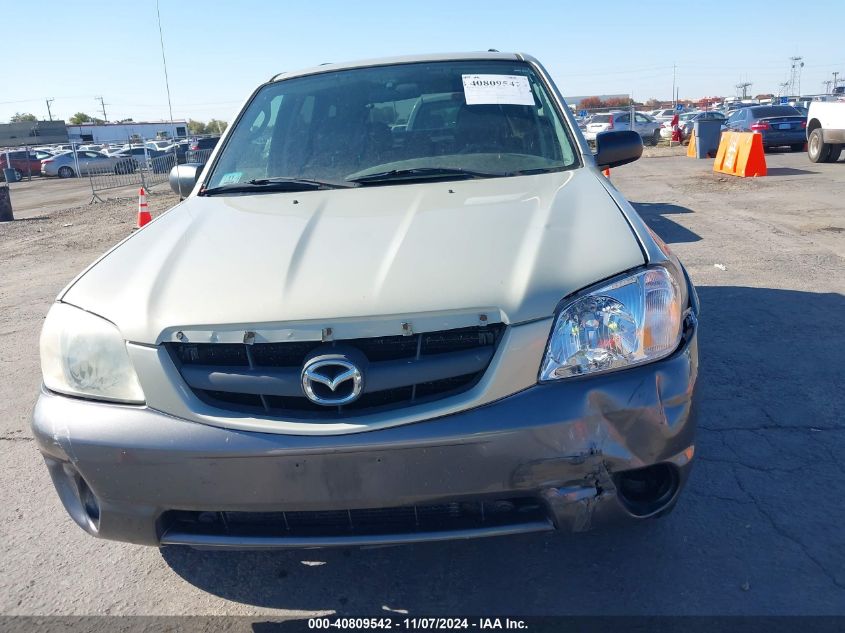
top-left (33, 52), bottom-right (699, 548)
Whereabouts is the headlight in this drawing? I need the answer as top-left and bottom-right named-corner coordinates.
top-left (40, 303), bottom-right (145, 403)
top-left (540, 267), bottom-right (682, 381)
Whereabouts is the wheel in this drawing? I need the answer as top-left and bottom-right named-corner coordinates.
top-left (12, 169), bottom-right (22, 182)
top-left (57, 166), bottom-right (75, 178)
top-left (808, 128), bottom-right (830, 163)
top-left (790, 143), bottom-right (805, 152)
top-left (827, 144), bottom-right (842, 163)
top-left (651, 130), bottom-right (660, 146)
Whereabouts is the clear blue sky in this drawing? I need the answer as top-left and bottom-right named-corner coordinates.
top-left (2, 0), bottom-right (843, 123)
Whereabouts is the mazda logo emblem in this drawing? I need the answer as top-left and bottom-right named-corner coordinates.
top-left (301, 357), bottom-right (364, 406)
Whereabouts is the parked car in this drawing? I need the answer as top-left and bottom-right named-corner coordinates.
top-left (583, 111), bottom-right (661, 145)
top-left (660, 110), bottom-right (726, 139)
top-left (724, 105), bottom-right (806, 150)
top-left (806, 100), bottom-right (845, 162)
top-left (146, 140), bottom-right (173, 152)
top-left (32, 52), bottom-right (698, 549)
top-left (115, 146), bottom-right (161, 170)
top-left (186, 136), bottom-right (220, 163)
top-left (40, 150), bottom-right (136, 177)
top-left (651, 108), bottom-right (678, 122)
top-left (0, 150), bottom-right (50, 181)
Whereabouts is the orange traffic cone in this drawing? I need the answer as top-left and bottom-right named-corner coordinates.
top-left (136, 187), bottom-right (151, 228)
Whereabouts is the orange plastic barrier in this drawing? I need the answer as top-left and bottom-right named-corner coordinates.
top-left (713, 132), bottom-right (767, 177)
top-left (686, 134), bottom-right (696, 157)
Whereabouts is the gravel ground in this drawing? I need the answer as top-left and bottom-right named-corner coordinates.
top-left (0, 151), bottom-right (843, 617)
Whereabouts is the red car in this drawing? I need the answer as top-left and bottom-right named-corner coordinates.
top-left (0, 149), bottom-right (52, 181)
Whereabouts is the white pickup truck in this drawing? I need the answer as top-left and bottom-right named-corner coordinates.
top-left (807, 100), bottom-right (845, 162)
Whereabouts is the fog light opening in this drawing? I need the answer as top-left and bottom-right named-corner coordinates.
top-left (77, 477), bottom-right (101, 530)
top-left (615, 463), bottom-right (679, 517)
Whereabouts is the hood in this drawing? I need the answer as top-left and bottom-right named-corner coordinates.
top-left (62, 169), bottom-right (644, 344)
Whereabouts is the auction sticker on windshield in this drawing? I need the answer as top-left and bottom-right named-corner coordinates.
top-left (462, 74), bottom-right (535, 106)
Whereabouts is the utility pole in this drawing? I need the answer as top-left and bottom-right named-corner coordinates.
top-left (822, 80), bottom-right (832, 94)
top-left (788, 56), bottom-right (803, 95)
top-left (96, 96), bottom-right (108, 123)
top-left (736, 82), bottom-right (752, 100)
top-left (45, 98), bottom-right (54, 121)
top-left (833, 71), bottom-right (841, 92)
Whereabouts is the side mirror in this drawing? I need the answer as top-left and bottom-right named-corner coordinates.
top-left (594, 130), bottom-right (643, 169)
top-left (169, 163), bottom-right (202, 198)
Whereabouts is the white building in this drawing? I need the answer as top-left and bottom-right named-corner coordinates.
top-left (66, 120), bottom-right (188, 143)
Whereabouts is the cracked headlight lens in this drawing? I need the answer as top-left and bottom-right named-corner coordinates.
top-left (40, 303), bottom-right (145, 404)
top-left (540, 267), bottom-right (682, 380)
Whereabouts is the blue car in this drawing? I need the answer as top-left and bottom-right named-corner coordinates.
top-left (724, 105), bottom-right (806, 150)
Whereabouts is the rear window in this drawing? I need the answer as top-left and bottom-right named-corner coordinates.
top-left (750, 106), bottom-right (800, 118)
top-left (591, 114), bottom-right (611, 123)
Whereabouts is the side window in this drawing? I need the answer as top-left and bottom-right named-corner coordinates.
top-left (617, 113), bottom-right (630, 124)
top-left (635, 114), bottom-right (649, 123)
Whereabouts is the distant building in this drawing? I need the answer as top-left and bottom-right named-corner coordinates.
top-left (66, 120), bottom-right (188, 143)
top-left (0, 120), bottom-right (68, 148)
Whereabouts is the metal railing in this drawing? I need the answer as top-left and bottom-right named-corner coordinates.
top-left (83, 139), bottom-right (215, 202)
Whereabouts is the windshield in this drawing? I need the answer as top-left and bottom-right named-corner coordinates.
top-left (205, 60), bottom-right (578, 188)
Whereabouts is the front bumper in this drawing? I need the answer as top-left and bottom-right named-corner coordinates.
top-left (32, 319), bottom-right (698, 548)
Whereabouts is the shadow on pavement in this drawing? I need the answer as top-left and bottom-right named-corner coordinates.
top-left (631, 201), bottom-right (701, 244)
top-left (765, 167), bottom-right (819, 177)
top-left (161, 287), bottom-right (845, 615)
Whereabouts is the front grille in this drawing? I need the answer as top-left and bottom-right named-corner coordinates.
top-left (161, 497), bottom-right (547, 538)
top-left (166, 324), bottom-right (505, 419)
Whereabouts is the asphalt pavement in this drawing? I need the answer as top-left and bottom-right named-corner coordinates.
top-left (1, 149), bottom-right (843, 616)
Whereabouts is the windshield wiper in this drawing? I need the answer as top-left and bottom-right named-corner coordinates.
top-left (347, 167), bottom-right (502, 185)
top-left (201, 177), bottom-right (356, 196)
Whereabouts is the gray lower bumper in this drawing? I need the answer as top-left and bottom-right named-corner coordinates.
top-left (32, 322), bottom-right (698, 548)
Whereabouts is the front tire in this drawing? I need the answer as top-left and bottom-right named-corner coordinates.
top-left (57, 166), bottom-right (75, 179)
top-left (808, 128), bottom-right (830, 163)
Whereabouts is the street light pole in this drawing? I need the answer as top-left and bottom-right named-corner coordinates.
top-left (45, 98), bottom-right (54, 122)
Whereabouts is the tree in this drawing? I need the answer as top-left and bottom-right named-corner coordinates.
top-left (187, 119), bottom-right (207, 135)
top-left (69, 112), bottom-right (94, 124)
top-left (10, 112), bottom-right (38, 123)
top-left (207, 119), bottom-right (228, 134)
top-left (578, 96), bottom-right (605, 110)
top-left (604, 97), bottom-right (632, 108)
